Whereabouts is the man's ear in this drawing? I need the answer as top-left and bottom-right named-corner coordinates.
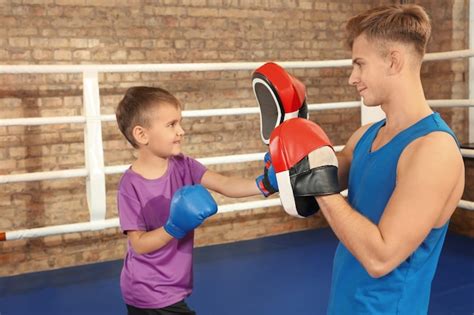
top-left (388, 50), bottom-right (404, 75)
top-left (132, 125), bottom-right (148, 146)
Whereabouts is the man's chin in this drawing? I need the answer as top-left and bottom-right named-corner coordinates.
top-left (362, 99), bottom-right (380, 107)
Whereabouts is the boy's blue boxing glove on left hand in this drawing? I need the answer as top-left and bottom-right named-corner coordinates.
top-left (164, 184), bottom-right (218, 239)
top-left (256, 152), bottom-right (279, 197)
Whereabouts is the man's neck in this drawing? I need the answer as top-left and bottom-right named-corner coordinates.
top-left (380, 76), bottom-right (432, 134)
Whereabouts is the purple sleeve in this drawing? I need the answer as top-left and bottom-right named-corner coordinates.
top-left (117, 191), bottom-right (146, 233)
top-left (185, 156), bottom-right (207, 184)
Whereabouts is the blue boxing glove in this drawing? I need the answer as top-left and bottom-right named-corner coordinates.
top-left (164, 184), bottom-right (218, 239)
top-left (256, 152), bottom-right (279, 197)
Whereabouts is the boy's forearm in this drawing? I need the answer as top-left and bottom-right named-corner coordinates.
top-left (218, 177), bottom-right (261, 198)
top-left (129, 228), bottom-right (174, 255)
top-left (201, 171), bottom-right (261, 198)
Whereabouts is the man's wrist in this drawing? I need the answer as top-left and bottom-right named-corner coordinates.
top-left (315, 193), bottom-right (342, 207)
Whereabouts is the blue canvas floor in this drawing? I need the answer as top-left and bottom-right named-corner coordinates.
top-left (0, 228), bottom-right (472, 315)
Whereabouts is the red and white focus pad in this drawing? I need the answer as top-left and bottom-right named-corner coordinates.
top-left (252, 62), bottom-right (308, 145)
top-left (269, 118), bottom-right (340, 218)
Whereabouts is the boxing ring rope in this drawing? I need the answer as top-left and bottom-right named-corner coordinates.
top-left (1, 49), bottom-right (474, 241)
top-left (2, 99), bottom-right (474, 127)
top-left (1, 99), bottom-right (473, 185)
top-left (0, 49), bottom-right (472, 74)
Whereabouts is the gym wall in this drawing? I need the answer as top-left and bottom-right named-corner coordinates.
top-left (0, 0), bottom-right (470, 276)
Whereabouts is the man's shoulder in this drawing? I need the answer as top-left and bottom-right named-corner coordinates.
top-left (406, 131), bottom-right (459, 155)
top-left (400, 131), bottom-right (462, 173)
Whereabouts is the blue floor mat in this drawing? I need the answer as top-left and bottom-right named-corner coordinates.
top-left (0, 228), bottom-right (472, 315)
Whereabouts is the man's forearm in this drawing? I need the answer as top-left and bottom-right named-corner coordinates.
top-left (317, 194), bottom-right (390, 277)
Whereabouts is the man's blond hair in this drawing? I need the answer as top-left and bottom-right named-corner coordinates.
top-left (346, 4), bottom-right (431, 58)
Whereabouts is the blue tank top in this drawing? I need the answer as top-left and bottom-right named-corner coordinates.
top-left (327, 113), bottom-right (458, 315)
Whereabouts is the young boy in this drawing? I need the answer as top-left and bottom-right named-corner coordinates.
top-left (115, 86), bottom-right (277, 315)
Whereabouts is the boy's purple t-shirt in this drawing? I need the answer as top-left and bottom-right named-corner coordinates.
top-left (117, 154), bottom-right (207, 309)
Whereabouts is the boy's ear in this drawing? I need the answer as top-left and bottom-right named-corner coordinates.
top-left (132, 125), bottom-right (148, 146)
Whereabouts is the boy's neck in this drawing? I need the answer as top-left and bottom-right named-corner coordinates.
top-left (132, 149), bottom-right (169, 180)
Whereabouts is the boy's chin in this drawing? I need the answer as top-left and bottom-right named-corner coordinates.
top-left (170, 148), bottom-right (182, 156)
top-left (151, 150), bottom-right (181, 159)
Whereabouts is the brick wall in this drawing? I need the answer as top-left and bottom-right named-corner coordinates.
top-left (0, 0), bottom-right (471, 276)
top-left (451, 158), bottom-right (474, 237)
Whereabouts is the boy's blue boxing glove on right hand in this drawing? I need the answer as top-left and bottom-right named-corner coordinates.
top-left (256, 152), bottom-right (279, 197)
top-left (164, 184), bottom-right (218, 239)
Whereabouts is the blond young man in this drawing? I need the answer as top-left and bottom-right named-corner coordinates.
top-left (311, 4), bottom-right (463, 314)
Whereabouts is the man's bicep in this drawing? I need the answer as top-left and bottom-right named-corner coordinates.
top-left (336, 149), bottom-right (352, 190)
top-left (378, 136), bottom-right (461, 265)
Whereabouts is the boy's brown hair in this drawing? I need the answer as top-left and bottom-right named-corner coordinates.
top-left (346, 4), bottom-right (431, 58)
top-left (116, 86), bottom-right (181, 148)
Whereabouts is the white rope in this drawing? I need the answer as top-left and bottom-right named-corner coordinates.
top-left (6, 218), bottom-right (120, 241)
top-left (2, 148), bottom-right (346, 183)
top-left (2, 99), bottom-right (474, 127)
top-left (460, 148), bottom-right (474, 158)
top-left (0, 49), bottom-right (472, 74)
top-left (4, 197), bottom-right (473, 240)
top-left (428, 99), bottom-right (474, 107)
top-left (5, 146), bottom-right (474, 183)
top-left (1, 50), bottom-right (474, 241)
top-left (423, 49), bottom-right (474, 61)
top-left (458, 200), bottom-right (474, 211)
top-left (0, 116), bottom-right (86, 127)
top-left (308, 101), bottom-right (361, 111)
top-left (0, 168), bottom-right (88, 184)
top-left (0, 101), bottom-right (362, 126)
top-left (218, 198), bottom-right (282, 213)
top-left (4, 198), bottom-right (281, 240)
